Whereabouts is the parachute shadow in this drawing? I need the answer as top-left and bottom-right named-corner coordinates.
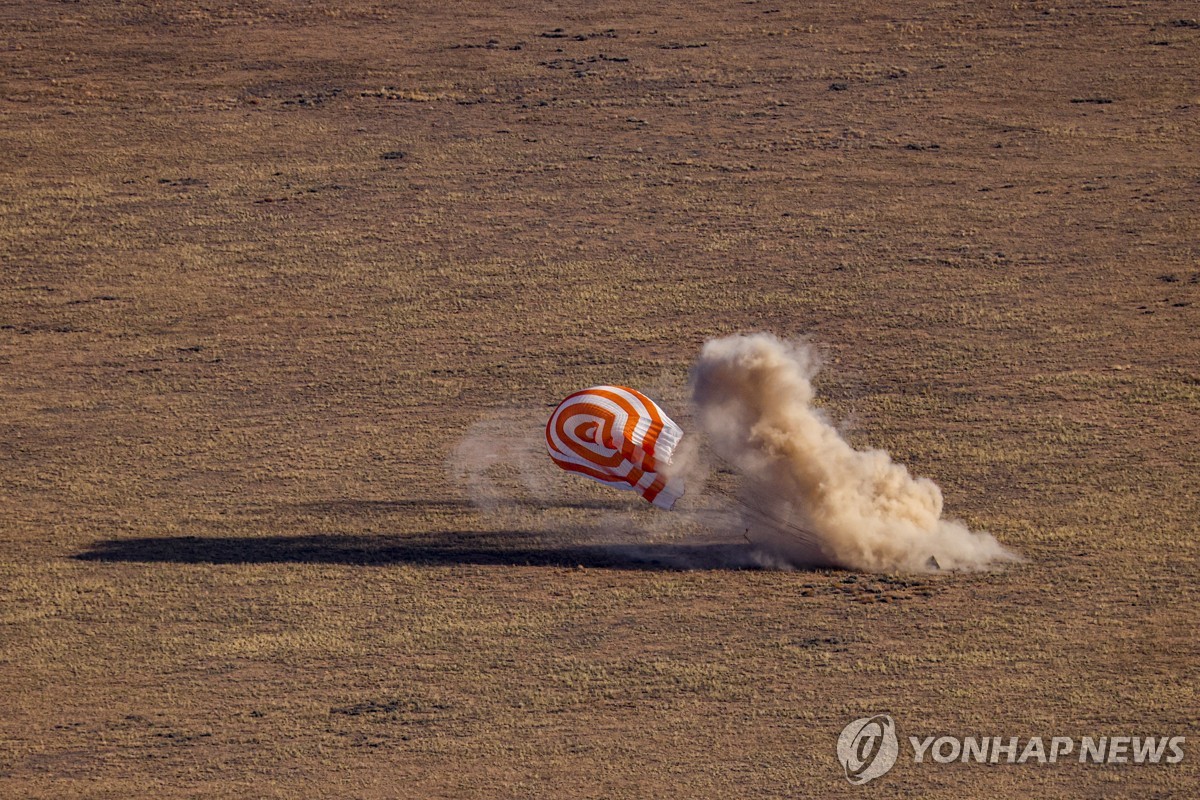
top-left (289, 499), bottom-right (475, 513)
top-left (289, 498), bottom-right (635, 513)
top-left (73, 533), bottom-right (767, 571)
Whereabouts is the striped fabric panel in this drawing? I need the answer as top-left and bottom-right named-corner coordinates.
top-left (546, 385), bottom-right (684, 509)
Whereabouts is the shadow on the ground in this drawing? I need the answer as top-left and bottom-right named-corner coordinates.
top-left (289, 497), bottom-right (633, 513)
top-left (73, 532), bottom-right (766, 570)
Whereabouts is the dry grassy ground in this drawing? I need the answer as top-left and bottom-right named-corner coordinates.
top-left (2, 1), bottom-right (1198, 797)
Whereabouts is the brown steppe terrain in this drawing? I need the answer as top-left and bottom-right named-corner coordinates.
top-left (2, 1), bottom-right (1198, 797)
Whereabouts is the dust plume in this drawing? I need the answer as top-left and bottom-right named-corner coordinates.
top-left (450, 411), bottom-right (557, 512)
top-left (689, 333), bottom-right (1017, 572)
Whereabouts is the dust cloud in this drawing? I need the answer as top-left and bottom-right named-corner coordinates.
top-left (688, 333), bottom-right (1018, 572)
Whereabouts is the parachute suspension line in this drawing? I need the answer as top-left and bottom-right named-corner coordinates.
top-left (704, 453), bottom-right (823, 548)
top-left (726, 491), bottom-right (822, 549)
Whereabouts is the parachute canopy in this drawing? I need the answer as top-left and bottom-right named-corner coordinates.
top-left (546, 385), bottom-right (685, 509)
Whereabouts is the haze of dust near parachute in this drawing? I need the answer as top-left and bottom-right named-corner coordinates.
top-left (689, 333), bottom-right (1018, 572)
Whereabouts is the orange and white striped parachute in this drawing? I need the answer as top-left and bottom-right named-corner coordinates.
top-left (546, 385), bottom-right (685, 509)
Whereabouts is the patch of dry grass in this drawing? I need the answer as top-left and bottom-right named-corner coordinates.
top-left (2, 0), bottom-right (1198, 797)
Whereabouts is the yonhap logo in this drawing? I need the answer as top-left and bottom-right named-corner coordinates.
top-left (836, 713), bottom-right (1187, 785)
top-left (838, 714), bottom-right (899, 784)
